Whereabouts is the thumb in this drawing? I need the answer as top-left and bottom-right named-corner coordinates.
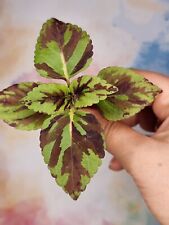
top-left (88, 109), bottom-right (150, 171)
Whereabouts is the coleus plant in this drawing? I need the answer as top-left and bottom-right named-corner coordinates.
top-left (0, 18), bottom-right (161, 200)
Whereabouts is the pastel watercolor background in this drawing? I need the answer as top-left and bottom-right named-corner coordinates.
top-left (0, 0), bottom-right (169, 224)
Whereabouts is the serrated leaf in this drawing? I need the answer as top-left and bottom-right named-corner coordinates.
top-left (97, 67), bottom-right (161, 121)
top-left (40, 110), bottom-right (105, 200)
top-left (0, 83), bottom-right (49, 130)
top-left (34, 18), bottom-right (93, 81)
top-left (69, 75), bottom-right (118, 108)
top-left (23, 83), bottom-right (68, 115)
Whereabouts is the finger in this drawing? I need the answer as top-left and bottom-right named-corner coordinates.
top-left (109, 158), bottom-right (123, 171)
top-left (121, 115), bottom-right (139, 127)
top-left (153, 117), bottom-right (169, 142)
top-left (87, 108), bottom-right (150, 171)
top-left (132, 69), bottom-right (169, 121)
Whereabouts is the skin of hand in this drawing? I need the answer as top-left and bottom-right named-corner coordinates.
top-left (88, 70), bottom-right (169, 225)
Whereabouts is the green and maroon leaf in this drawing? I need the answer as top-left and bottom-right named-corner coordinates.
top-left (69, 75), bottom-right (118, 108)
top-left (40, 110), bottom-right (105, 200)
top-left (97, 67), bottom-right (161, 121)
top-left (0, 82), bottom-right (49, 130)
top-left (35, 18), bottom-right (93, 81)
top-left (23, 83), bottom-right (69, 115)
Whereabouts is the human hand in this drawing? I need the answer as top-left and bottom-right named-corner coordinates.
top-left (89, 70), bottom-right (169, 225)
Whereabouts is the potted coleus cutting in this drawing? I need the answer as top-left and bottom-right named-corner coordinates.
top-left (0, 18), bottom-right (161, 200)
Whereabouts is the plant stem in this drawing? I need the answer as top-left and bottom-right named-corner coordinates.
top-left (66, 79), bottom-right (70, 86)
